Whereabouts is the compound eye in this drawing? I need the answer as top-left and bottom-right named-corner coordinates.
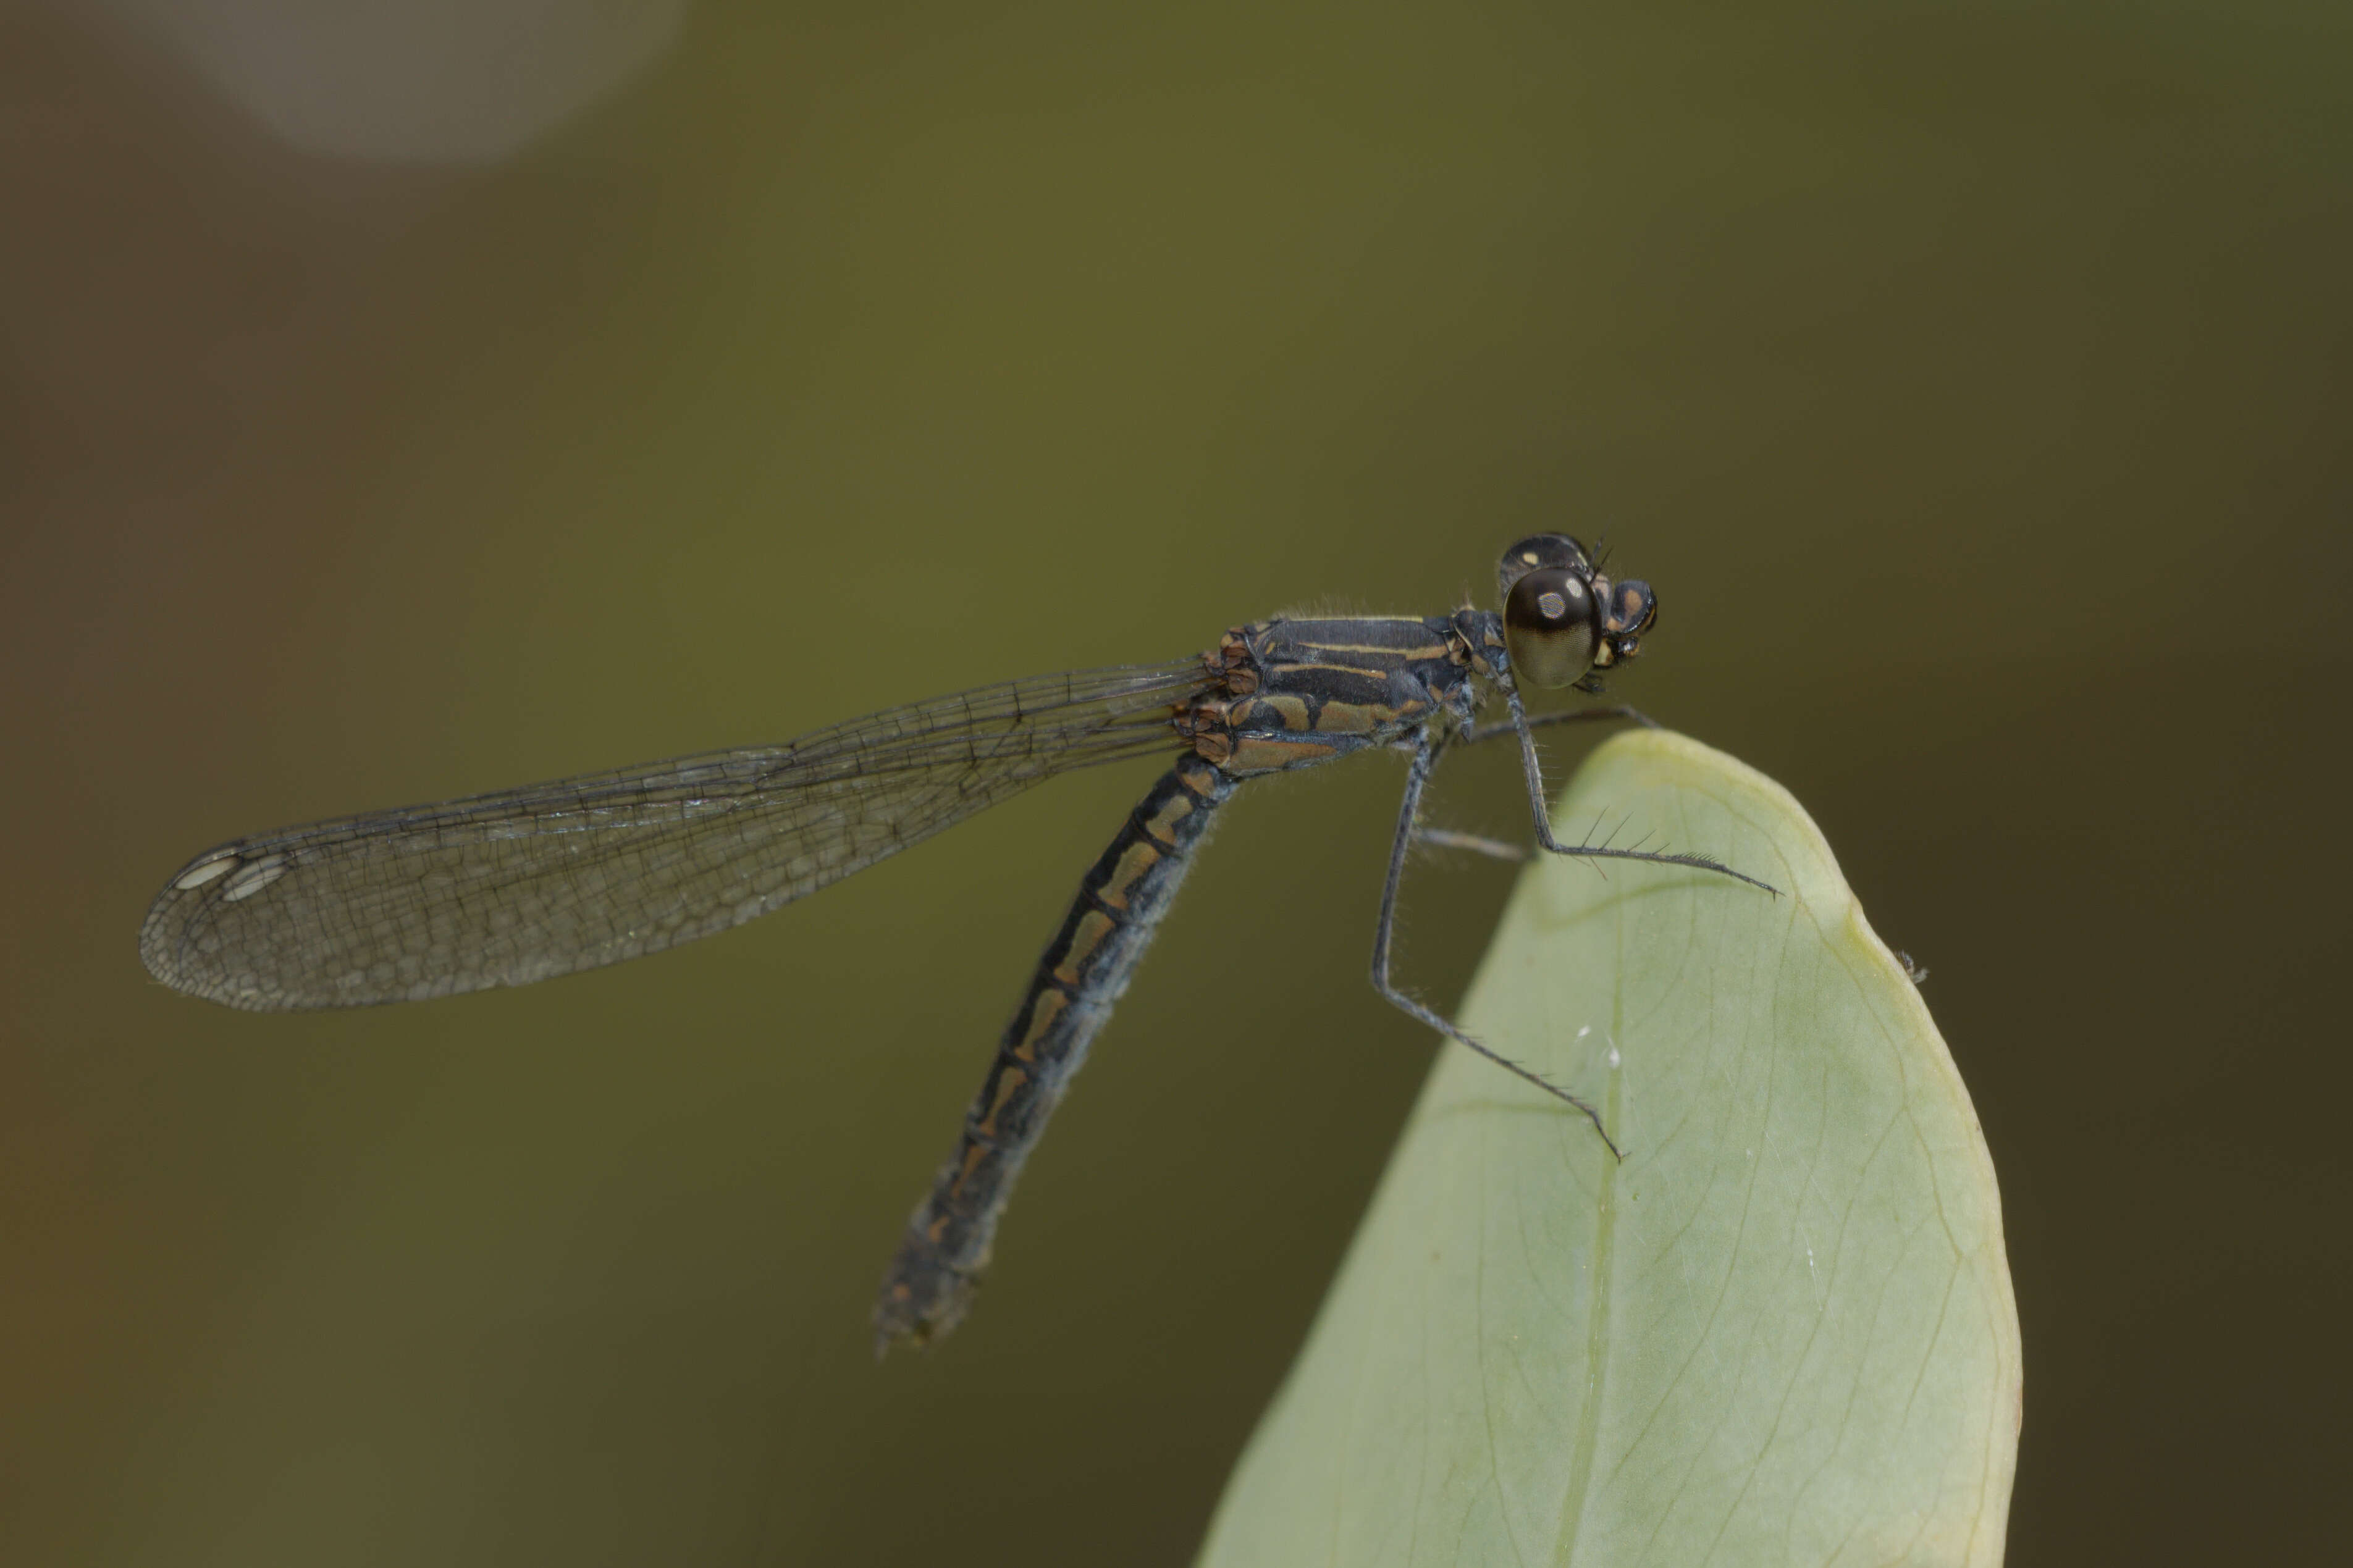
top-left (1503, 567), bottom-right (1599, 687)
top-left (1496, 534), bottom-right (1593, 599)
top-left (1602, 577), bottom-right (1657, 641)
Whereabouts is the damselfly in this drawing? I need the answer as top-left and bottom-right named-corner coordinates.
top-left (140, 535), bottom-right (1767, 1350)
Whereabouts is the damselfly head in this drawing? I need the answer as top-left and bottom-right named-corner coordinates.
top-left (1497, 534), bottom-right (1641, 689)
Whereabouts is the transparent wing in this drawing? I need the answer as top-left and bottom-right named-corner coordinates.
top-left (140, 660), bottom-right (1210, 1011)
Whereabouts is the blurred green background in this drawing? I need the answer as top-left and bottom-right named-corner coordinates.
top-left (3, 1), bottom-right (2346, 1562)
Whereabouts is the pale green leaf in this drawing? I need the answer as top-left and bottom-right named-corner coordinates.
top-left (1200, 730), bottom-right (2021, 1568)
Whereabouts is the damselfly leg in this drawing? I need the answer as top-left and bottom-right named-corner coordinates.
top-left (1370, 732), bottom-right (1625, 1157)
top-left (1412, 702), bottom-right (1659, 863)
top-left (1501, 690), bottom-right (1778, 893)
top-left (1376, 700), bottom-right (1778, 1161)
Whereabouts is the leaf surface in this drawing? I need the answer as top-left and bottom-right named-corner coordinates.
top-left (1200, 731), bottom-right (2021, 1568)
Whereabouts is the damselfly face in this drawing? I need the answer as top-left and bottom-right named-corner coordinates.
top-left (1496, 534), bottom-right (1659, 689)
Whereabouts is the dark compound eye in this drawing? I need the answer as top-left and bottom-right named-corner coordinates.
top-left (1602, 577), bottom-right (1657, 640)
top-left (1588, 576), bottom-right (1658, 668)
top-left (1503, 566), bottom-right (1599, 688)
top-left (1496, 534), bottom-right (1593, 600)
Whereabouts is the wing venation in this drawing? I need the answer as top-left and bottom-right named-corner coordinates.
top-left (140, 660), bottom-right (1208, 1010)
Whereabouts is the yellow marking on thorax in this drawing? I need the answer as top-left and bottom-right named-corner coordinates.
top-left (1234, 694), bottom-right (1311, 729)
top-left (1305, 700), bottom-right (1412, 734)
top-left (1286, 641), bottom-right (1450, 661)
top-left (1267, 660), bottom-right (1416, 681)
top-left (1224, 736), bottom-right (1341, 773)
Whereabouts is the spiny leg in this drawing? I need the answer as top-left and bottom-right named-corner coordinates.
top-left (1441, 701), bottom-right (1772, 889)
top-left (1497, 689), bottom-right (1780, 894)
top-left (1415, 703), bottom-right (1657, 863)
top-left (1370, 734), bottom-right (1625, 1159)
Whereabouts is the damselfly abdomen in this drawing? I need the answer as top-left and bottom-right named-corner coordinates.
top-left (139, 535), bottom-right (1766, 1350)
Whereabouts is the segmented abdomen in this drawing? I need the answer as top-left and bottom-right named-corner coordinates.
top-left (873, 752), bottom-right (1237, 1350)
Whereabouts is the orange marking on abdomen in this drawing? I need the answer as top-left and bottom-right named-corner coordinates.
top-left (1137, 791), bottom-right (1195, 845)
top-left (1009, 989), bottom-right (1071, 1063)
top-left (1095, 839), bottom-right (1163, 911)
top-left (1052, 908), bottom-right (1122, 986)
top-left (975, 1068), bottom-right (1027, 1138)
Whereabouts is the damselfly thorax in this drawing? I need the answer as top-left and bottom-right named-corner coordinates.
top-left (139, 534), bottom-right (1767, 1351)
